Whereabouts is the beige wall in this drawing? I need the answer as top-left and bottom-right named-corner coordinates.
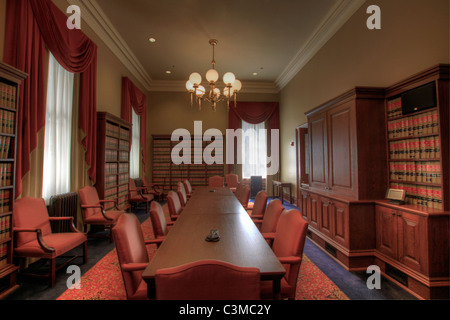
top-left (279, 0), bottom-right (450, 189)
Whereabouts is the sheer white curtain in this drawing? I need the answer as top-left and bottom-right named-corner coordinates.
top-left (241, 120), bottom-right (267, 179)
top-left (42, 53), bottom-right (74, 200)
top-left (130, 108), bottom-right (141, 179)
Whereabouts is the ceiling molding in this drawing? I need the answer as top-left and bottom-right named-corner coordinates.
top-left (148, 81), bottom-right (280, 94)
top-left (66, 0), bottom-right (153, 91)
top-left (275, 0), bottom-right (366, 90)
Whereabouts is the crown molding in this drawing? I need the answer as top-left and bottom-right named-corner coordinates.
top-left (66, 0), bottom-right (153, 91)
top-left (148, 80), bottom-right (280, 94)
top-left (275, 0), bottom-right (366, 90)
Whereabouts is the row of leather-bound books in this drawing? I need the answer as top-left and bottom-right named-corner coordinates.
top-left (0, 82), bottom-right (16, 110)
top-left (0, 243), bottom-right (9, 268)
top-left (389, 136), bottom-right (440, 160)
top-left (0, 136), bottom-right (12, 159)
top-left (0, 109), bottom-right (15, 134)
top-left (391, 182), bottom-right (443, 210)
top-left (387, 110), bottom-right (439, 139)
top-left (390, 161), bottom-right (441, 184)
top-left (0, 190), bottom-right (11, 214)
top-left (0, 215), bottom-right (10, 241)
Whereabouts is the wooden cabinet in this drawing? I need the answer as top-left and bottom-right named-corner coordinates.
top-left (307, 88), bottom-right (387, 200)
top-left (0, 62), bottom-right (27, 298)
top-left (375, 202), bottom-right (449, 299)
top-left (96, 112), bottom-right (131, 211)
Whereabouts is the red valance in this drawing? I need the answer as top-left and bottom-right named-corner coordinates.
top-left (227, 102), bottom-right (280, 174)
top-left (121, 77), bottom-right (147, 172)
top-left (4, 0), bottom-right (98, 197)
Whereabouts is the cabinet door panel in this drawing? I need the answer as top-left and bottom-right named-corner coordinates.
top-left (328, 104), bottom-right (355, 195)
top-left (319, 197), bottom-right (333, 238)
top-left (376, 206), bottom-right (397, 259)
top-left (309, 193), bottom-right (320, 230)
top-left (300, 191), bottom-right (310, 222)
top-left (332, 201), bottom-right (349, 247)
top-left (309, 114), bottom-right (328, 190)
top-left (398, 212), bottom-right (426, 273)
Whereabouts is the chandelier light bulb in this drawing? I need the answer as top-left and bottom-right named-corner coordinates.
top-left (206, 69), bottom-right (219, 83)
top-left (189, 72), bottom-right (202, 85)
top-left (196, 85), bottom-right (206, 97)
top-left (223, 72), bottom-right (236, 86)
top-left (185, 80), bottom-right (195, 92)
top-left (232, 79), bottom-right (242, 92)
top-left (223, 87), bottom-right (231, 97)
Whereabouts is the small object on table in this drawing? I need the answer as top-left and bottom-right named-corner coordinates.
top-left (205, 229), bottom-right (220, 242)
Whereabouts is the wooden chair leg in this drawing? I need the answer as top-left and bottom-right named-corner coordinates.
top-left (50, 258), bottom-right (56, 287)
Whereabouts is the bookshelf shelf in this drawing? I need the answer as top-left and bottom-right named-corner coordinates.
top-left (96, 112), bottom-right (131, 212)
top-left (0, 62), bottom-right (27, 299)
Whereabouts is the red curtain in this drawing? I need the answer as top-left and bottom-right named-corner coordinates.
top-left (4, 0), bottom-right (98, 197)
top-left (227, 102), bottom-right (280, 173)
top-left (121, 77), bottom-right (147, 172)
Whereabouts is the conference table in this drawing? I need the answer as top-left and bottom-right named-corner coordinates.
top-left (142, 186), bottom-right (286, 299)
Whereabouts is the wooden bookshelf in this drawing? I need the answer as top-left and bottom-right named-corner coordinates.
top-left (96, 112), bottom-right (131, 212)
top-left (0, 62), bottom-right (27, 298)
top-left (152, 135), bottom-right (225, 196)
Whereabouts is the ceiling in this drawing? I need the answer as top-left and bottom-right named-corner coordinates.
top-left (73, 0), bottom-right (365, 92)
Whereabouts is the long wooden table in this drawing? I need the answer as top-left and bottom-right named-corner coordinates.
top-left (142, 186), bottom-right (286, 299)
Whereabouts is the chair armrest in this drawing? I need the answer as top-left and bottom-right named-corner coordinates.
top-left (145, 238), bottom-right (164, 248)
top-left (13, 228), bottom-right (55, 253)
top-left (278, 256), bottom-right (302, 265)
top-left (262, 233), bottom-right (276, 240)
top-left (99, 199), bottom-right (120, 210)
top-left (48, 217), bottom-right (83, 233)
top-left (167, 221), bottom-right (175, 226)
top-left (121, 263), bottom-right (148, 272)
top-left (251, 215), bottom-right (264, 220)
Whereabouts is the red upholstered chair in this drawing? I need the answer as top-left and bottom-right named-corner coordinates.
top-left (167, 191), bottom-right (182, 221)
top-left (225, 173), bottom-right (239, 193)
top-left (238, 185), bottom-right (251, 209)
top-left (155, 260), bottom-right (261, 300)
top-left (13, 197), bottom-right (87, 287)
top-left (112, 213), bottom-right (162, 300)
top-left (149, 201), bottom-right (174, 246)
top-left (177, 182), bottom-right (188, 208)
top-left (253, 199), bottom-right (284, 246)
top-left (78, 186), bottom-right (125, 242)
top-left (141, 176), bottom-right (163, 202)
top-left (129, 179), bottom-right (154, 214)
top-left (208, 175), bottom-right (224, 188)
top-left (261, 209), bottom-right (309, 300)
top-left (247, 190), bottom-right (268, 219)
top-left (235, 181), bottom-right (244, 200)
top-left (183, 180), bottom-right (193, 199)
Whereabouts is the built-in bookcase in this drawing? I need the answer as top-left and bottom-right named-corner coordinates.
top-left (0, 62), bottom-right (27, 298)
top-left (96, 112), bottom-right (131, 212)
top-left (152, 135), bottom-right (225, 196)
top-left (385, 65), bottom-right (449, 211)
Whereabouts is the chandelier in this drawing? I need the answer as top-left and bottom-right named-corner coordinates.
top-left (185, 39), bottom-right (242, 111)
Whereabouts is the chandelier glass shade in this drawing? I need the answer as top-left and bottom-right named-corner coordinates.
top-left (185, 39), bottom-right (242, 111)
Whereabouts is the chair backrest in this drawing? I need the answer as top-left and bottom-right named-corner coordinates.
top-left (167, 191), bottom-right (182, 218)
top-left (239, 186), bottom-right (250, 207)
top-left (208, 176), bottom-right (224, 188)
top-left (260, 199), bottom-right (284, 233)
top-left (183, 180), bottom-right (192, 195)
top-left (141, 176), bottom-right (150, 192)
top-left (78, 186), bottom-right (102, 219)
top-left (225, 173), bottom-right (239, 188)
top-left (150, 201), bottom-right (169, 238)
top-left (177, 182), bottom-right (187, 207)
top-left (129, 179), bottom-right (139, 198)
top-left (112, 213), bottom-right (149, 299)
top-left (14, 197), bottom-right (52, 248)
top-left (235, 181), bottom-right (243, 198)
top-left (155, 260), bottom-right (260, 300)
top-left (252, 190), bottom-right (268, 216)
top-left (272, 209), bottom-right (308, 291)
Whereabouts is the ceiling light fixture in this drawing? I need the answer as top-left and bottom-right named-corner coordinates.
top-left (185, 39), bottom-right (242, 111)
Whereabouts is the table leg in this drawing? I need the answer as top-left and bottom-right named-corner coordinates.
top-left (273, 278), bottom-right (281, 300)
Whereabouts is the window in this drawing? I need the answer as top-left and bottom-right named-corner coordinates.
top-left (241, 120), bottom-right (267, 179)
top-left (42, 53), bottom-right (74, 200)
top-left (129, 108), bottom-right (141, 178)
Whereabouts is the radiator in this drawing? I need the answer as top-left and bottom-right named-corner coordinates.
top-left (48, 192), bottom-right (79, 233)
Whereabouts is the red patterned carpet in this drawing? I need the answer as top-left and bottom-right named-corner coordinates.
top-left (57, 211), bottom-right (348, 300)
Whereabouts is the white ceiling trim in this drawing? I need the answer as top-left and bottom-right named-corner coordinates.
top-left (66, 0), bottom-right (153, 91)
top-left (275, 0), bottom-right (366, 90)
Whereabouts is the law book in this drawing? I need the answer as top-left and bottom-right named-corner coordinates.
top-left (431, 111), bottom-right (439, 134)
